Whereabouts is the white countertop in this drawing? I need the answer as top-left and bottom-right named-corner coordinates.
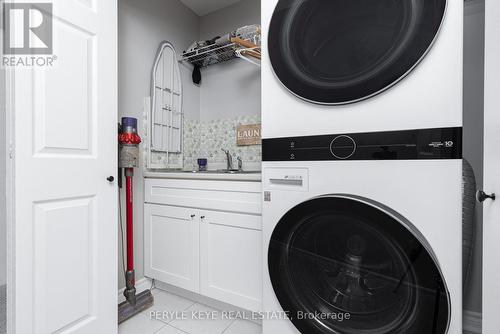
top-left (143, 170), bottom-right (262, 182)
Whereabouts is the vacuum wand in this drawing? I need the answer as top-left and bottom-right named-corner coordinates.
top-left (124, 167), bottom-right (136, 304)
top-left (118, 117), bottom-right (154, 323)
top-left (125, 168), bottom-right (134, 274)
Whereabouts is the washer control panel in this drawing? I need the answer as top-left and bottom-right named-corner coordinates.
top-left (263, 127), bottom-right (462, 161)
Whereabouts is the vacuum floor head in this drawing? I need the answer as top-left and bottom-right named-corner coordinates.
top-left (118, 289), bottom-right (154, 324)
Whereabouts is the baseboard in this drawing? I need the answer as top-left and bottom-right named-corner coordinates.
top-left (153, 280), bottom-right (262, 325)
top-left (117, 277), bottom-right (152, 304)
top-left (464, 310), bottom-right (482, 334)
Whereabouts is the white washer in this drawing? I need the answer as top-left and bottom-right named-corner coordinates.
top-left (262, 0), bottom-right (463, 138)
top-left (262, 128), bottom-right (462, 334)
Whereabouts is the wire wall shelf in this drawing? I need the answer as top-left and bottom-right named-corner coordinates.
top-left (180, 25), bottom-right (261, 68)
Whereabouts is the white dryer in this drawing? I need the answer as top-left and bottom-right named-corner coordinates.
top-left (262, 0), bottom-right (463, 138)
top-left (262, 127), bottom-right (462, 334)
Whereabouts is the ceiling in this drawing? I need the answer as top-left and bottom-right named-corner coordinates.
top-left (180, 0), bottom-right (242, 16)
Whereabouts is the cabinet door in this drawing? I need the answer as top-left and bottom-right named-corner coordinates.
top-left (144, 204), bottom-right (199, 292)
top-left (200, 210), bottom-right (262, 311)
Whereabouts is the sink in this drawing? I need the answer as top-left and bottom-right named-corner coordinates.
top-left (181, 170), bottom-right (261, 174)
top-left (218, 170), bottom-right (261, 174)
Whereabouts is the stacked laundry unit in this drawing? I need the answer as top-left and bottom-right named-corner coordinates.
top-left (261, 1), bottom-right (464, 333)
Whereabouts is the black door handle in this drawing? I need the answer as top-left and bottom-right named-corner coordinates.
top-left (107, 176), bottom-right (115, 182)
top-left (477, 190), bottom-right (496, 203)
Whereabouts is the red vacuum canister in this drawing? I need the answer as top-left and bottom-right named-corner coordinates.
top-left (118, 117), bottom-right (153, 323)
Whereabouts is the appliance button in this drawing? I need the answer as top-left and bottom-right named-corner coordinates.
top-left (330, 135), bottom-right (357, 159)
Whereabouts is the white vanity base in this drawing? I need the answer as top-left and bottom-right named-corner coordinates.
top-left (144, 176), bottom-right (262, 312)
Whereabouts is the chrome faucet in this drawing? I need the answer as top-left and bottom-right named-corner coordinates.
top-left (221, 149), bottom-right (233, 171)
top-left (237, 156), bottom-right (243, 171)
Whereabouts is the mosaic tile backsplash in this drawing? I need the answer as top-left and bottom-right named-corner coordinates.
top-left (183, 115), bottom-right (262, 171)
top-left (144, 114), bottom-right (262, 170)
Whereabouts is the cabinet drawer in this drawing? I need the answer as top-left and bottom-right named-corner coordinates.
top-left (200, 210), bottom-right (261, 231)
top-left (145, 178), bottom-right (262, 215)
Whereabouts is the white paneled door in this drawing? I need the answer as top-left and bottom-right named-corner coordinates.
top-left (483, 1), bottom-right (500, 333)
top-left (7, 0), bottom-right (118, 333)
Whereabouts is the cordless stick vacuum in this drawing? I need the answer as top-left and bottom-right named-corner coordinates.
top-left (118, 117), bottom-right (154, 324)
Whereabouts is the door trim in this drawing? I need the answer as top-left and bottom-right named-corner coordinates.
top-left (483, 0), bottom-right (500, 331)
top-left (5, 63), bottom-right (15, 334)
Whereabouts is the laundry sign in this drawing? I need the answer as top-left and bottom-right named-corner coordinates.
top-left (236, 124), bottom-right (261, 146)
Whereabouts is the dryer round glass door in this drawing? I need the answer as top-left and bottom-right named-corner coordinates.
top-left (268, 0), bottom-right (447, 105)
top-left (268, 196), bottom-right (450, 334)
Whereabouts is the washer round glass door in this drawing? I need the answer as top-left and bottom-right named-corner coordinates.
top-left (268, 197), bottom-right (450, 334)
top-left (268, 0), bottom-right (447, 105)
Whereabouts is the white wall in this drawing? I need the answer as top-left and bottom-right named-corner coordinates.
top-left (463, 0), bottom-right (485, 314)
top-left (118, 0), bottom-right (200, 288)
top-left (199, 0), bottom-right (261, 121)
top-left (0, 67), bottom-right (6, 286)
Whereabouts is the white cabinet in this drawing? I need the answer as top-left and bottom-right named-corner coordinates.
top-left (144, 204), bottom-right (200, 292)
top-left (144, 178), bottom-right (262, 311)
top-left (200, 210), bottom-right (262, 312)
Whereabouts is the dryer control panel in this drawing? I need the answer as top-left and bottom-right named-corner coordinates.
top-left (263, 127), bottom-right (462, 161)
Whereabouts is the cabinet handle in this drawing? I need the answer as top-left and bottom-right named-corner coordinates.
top-left (200, 216), bottom-right (206, 219)
top-left (190, 214), bottom-right (196, 219)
